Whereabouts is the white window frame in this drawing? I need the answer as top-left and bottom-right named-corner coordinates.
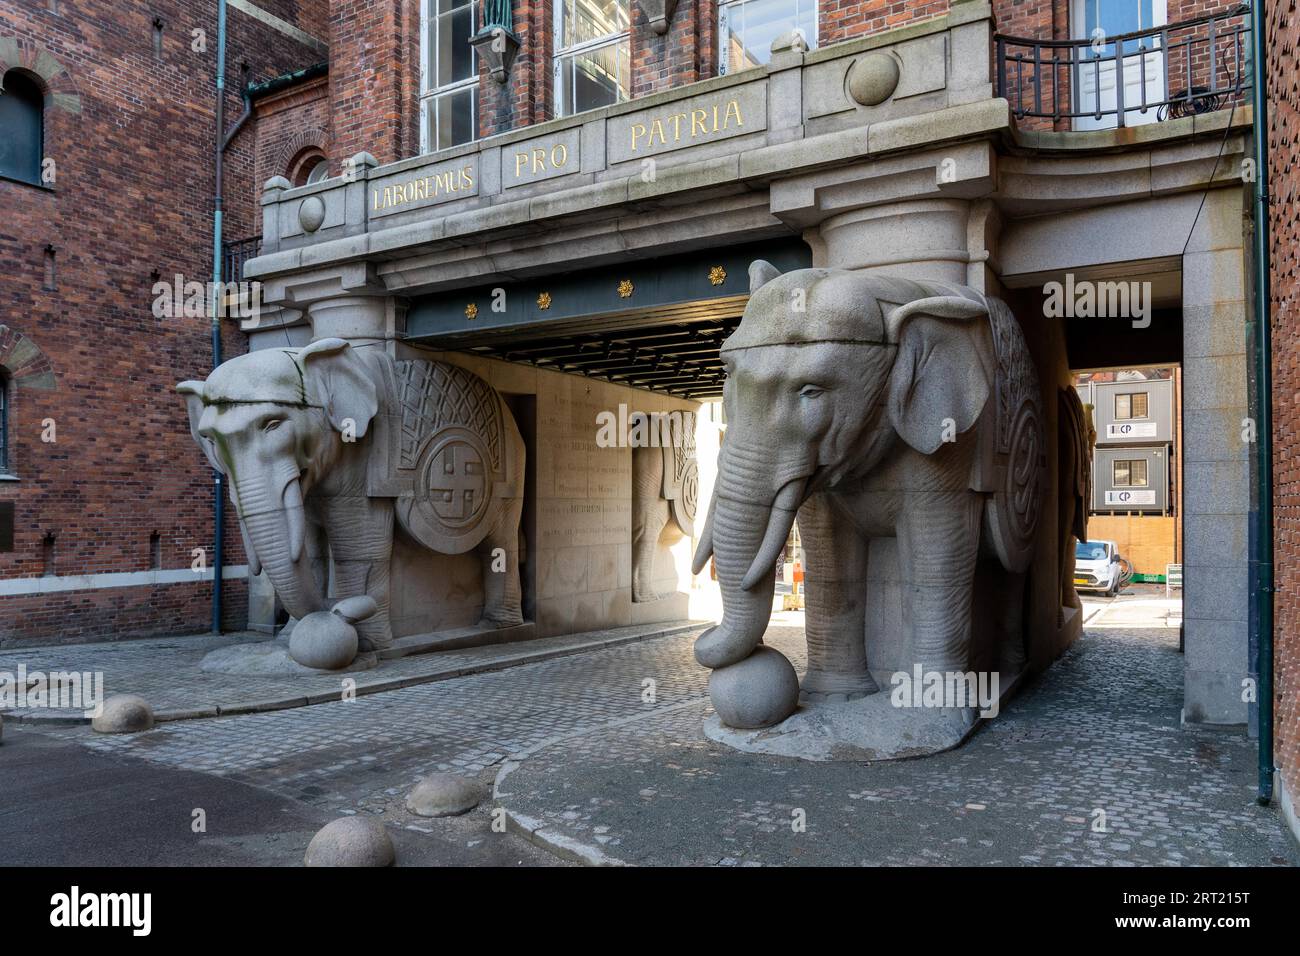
top-left (1112, 458), bottom-right (1149, 488)
top-left (420, 0), bottom-right (482, 154)
top-left (1114, 391), bottom-right (1149, 420)
top-left (552, 0), bottom-right (631, 117)
top-left (718, 0), bottom-right (819, 76)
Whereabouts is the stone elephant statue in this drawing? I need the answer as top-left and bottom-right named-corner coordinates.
top-left (178, 338), bottom-right (525, 652)
top-left (631, 411), bottom-right (698, 602)
top-left (1057, 387), bottom-right (1095, 619)
top-left (692, 262), bottom-right (1045, 732)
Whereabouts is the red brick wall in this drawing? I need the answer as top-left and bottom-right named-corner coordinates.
top-left (821, 0), bottom-right (949, 45)
top-left (1267, 0), bottom-right (1300, 812)
top-left (0, 0), bottom-right (323, 646)
top-left (253, 76), bottom-right (332, 190)
top-left (631, 0), bottom-right (715, 98)
top-left (328, 0), bottom-right (420, 167)
top-left (480, 0), bottom-right (553, 136)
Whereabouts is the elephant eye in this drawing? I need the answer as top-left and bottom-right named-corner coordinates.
top-left (799, 384), bottom-right (826, 398)
top-left (262, 419), bottom-right (284, 432)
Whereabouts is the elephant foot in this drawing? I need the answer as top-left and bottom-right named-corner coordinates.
top-left (799, 668), bottom-right (879, 703)
top-left (478, 610), bottom-right (525, 629)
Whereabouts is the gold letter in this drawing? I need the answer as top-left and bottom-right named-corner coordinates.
top-left (724, 99), bottom-right (744, 129)
top-left (631, 122), bottom-right (647, 151)
top-left (515, 152), bottom-right (528, 177)
top-left (532, 147), bottom-right (546, 173)
top-left (691, 109), bottom-right (708, 136)
top-left (552, 143), bottom-right (568, 168)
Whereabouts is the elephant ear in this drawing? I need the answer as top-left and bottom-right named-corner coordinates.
top-left (886, 297), bottom-right (992, 455)
top-left (298, 338), bottom-right (379, 438)
top-left (749, 259), bottom-right (782, 293)
top-left (176, 380), bottom-right (225, 474)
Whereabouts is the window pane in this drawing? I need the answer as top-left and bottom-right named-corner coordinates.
top-left (436, 2), bottom-right (478, 87)
top-left (1115, 394), bottom-right (1131, 419)
top-left (562, 0), bottom-right (630, 49)
top-left (558, 41), bottom-right (628, 115)
top-left (431, 86), bottom-right (477, 150)
top-left (1114, 461), bottom-right (1131, 486)
top-left (304, 158), bottom-right (329, 184)
top-left (1132, 459), bottom-right (1148, 485)
top-left (0, 71), bottom-right (43, 185)
top-left (720, 0), bottom-right (817, 73)
top-left (1132, 392), bottom-right (1148, 417)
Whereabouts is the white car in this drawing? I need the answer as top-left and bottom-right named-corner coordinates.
top-left (1074, 539), bottom-right (1128, 597)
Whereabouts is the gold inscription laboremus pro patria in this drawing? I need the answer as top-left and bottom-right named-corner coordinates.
top-left (513, 142), bottom-right (570, 179)
top-left (628, 98), bottom-right (745, 153)
top-left (372, 164), bottom-right (475, 211)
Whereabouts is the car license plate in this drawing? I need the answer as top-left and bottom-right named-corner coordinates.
top-left (1073, 578), bottom-right (1088, 586)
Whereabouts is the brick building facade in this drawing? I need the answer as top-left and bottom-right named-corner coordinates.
top-left (0, 0), bottom-right (327, 644)
top-left (1266, 0), bottom-right (1300, 833)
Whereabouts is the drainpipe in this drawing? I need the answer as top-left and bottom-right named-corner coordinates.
top-left (209, 0), bottom-right (228, 634)
top-left (1246, 0), bottom-right (1274, 806)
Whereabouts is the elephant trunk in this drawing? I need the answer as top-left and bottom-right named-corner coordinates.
top-left (694, 445), bottom-right (808, 670)
top-left (236, 474), bottom-right (324, 620)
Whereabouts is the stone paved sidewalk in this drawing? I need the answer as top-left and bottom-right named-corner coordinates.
top-left (0, 621), bottom-right (700, 723)
top-left (495, 625), bottom-right (1297, 866)
top-left (18, 600), bottom-right (1298, 866)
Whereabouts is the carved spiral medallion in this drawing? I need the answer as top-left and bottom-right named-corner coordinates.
top-left (984, 396), bottom-right (1044, 574)
top-left (709, 266), bottom-right (727, 286)
top-left (617, 279), bottom-right (634, 298)
top-left (465, 303), bottom-right (479, 319)
top-left (672, 457), bottom-right (699, 535)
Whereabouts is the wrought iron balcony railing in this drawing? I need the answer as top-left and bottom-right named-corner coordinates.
top-left (221, 235), bottom-right (262, 283)
top-left (995, 5), bottom-right (1251, 129)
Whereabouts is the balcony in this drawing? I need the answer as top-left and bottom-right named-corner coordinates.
top-left (995, 5), bottom-right (1251, 131)
top-left (221, 235), bottom-right (262, 284)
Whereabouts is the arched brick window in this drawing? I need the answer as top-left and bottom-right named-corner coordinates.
top-left (288, 146), bottom-right (329, 186)
top-left (0, 69), bottom-right (44, 185)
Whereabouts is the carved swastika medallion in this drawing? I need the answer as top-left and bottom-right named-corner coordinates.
top-left (425, 437), bottom-right (488, 529)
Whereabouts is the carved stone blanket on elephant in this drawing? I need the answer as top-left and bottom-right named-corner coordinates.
top-left (978, 297), bottom-right (1044, 574)
top-left (1058, 387), bottom-right (1092, 543)
top-left (662, 411), bottom-right (699, 537)
top-left (391, 360), bottom-right (511, 554)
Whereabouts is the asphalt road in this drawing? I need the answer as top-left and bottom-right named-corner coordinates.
top-left (0, 725), bottom-right (564, 867)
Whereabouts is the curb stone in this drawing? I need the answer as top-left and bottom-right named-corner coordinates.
top-left (0, 622), bottom-right (706, 727)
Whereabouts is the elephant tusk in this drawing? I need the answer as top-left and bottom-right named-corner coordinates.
top-left (283, 476), bottom-right (306, 565)
top-left (238, 519), bottom-right (262, 578)
top-left (691, 494), bottom-right (717, 576)
top-left (740, 478), bottom-right (807, 592)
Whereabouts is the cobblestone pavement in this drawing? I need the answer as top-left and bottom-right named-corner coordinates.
top-left (20, 604), bottom-right (1300, 866)
top-left (0, 621), bottom-right (698, 722)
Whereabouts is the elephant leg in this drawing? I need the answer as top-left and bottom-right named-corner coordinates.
top-left (799, 491), bottom-right (878, 701)
top-left (323, 496), bottom-right (395, 651)
top-left (632, 498), bottom-right (671, 603)
top-left (477, 495), bottom-right (525, 628)
top-left (896, 491), bottom-right (981, 676)
top-left (631, 446), bottom-right (669, 603)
